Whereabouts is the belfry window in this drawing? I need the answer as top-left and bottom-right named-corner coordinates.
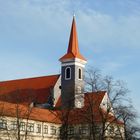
top-left (78, 68), bottom-right (82, 79)
top-left (65, 67), bottom-right (71, 80)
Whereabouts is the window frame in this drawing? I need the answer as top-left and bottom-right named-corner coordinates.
top-left (43, 125), bottom-right (48, 134)
top-left (78, 68), bottom-right (82, 80)
top-left (11, 121), bottom-right (17, 130)
top-left (65, 67), bottom-right (71, 80)
top-left (27, 123), bottom-right (34, 132)
top-left (79, 126), bottom-right (88, 135)
top-left (20, 122), bottom-right (25, 131)
top-left (36, 124), bottom-right (41, 133)
top-left (0, 119), bottom-right (7, 129)
top-left (50, 126), bottom-right (56, 135)
top-left (68, 126), bottom-right (74, 135)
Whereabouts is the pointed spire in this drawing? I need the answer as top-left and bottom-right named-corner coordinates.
top-left (59, 16), bottom-right (86, 61)
top-left (67, 16), bottom-right (79, 55)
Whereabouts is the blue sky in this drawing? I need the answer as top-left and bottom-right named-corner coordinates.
top-left (0, 0), bottom-right (140, 119)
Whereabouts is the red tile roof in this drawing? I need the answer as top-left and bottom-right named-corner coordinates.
top-left (0, 101), bottom-right (61, 124)
top-left (55, 91), bottom-right (123, 125)
top-left (0, 74), bottom-right (60, 104)
top-left (55, 91), bottom-right (106, 108)
top-left (59, 17), bottom-right (86, 61)
top-left (0, 91), bottom-right (123, 125)
top-left (84, 91), bottom-right (106, 108)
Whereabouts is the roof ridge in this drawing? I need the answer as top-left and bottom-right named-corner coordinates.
top-left (0, 74), bottom-right (60, 83)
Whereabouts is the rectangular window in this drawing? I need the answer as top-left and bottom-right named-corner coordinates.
top-left (50, 126), bottom-right (56, 135)
top-left (43, 125), bottom-right (48, 134)
top-left (11, 121), bottom-right (17, 130)
top-left (27, 123), bottom-right (34, 132)
top-left (95, 125), bottom-right (101, 133)
top-left (57, 127), bottom-right (61, 135)
top-left (68, 126), bottom-right (74, 135)
top-left (36, 124), bottom-right (41, 133)
top-left (79, 126), bottom-right (88, 135)
top-left (20, 122), bottom-right (25, 131)
top-left (0, 119), bottom-right (7, 129)
top-left (78, 68), bottom-right (82, 80)
top-left (60, 126), bottom-right (65, 136)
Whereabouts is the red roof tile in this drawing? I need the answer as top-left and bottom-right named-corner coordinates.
top-left (55, 91), bottom-right (106, 108)
top-left (55, 91), bottom-right (123, 125)
top-left (0, 75), bottom-right (60, 104)
top-left (0, 91), bottom-right (123, 125)
top-left (0, 101), bottom-right (61, 124)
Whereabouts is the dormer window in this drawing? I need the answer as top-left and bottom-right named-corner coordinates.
top-left (65, 67), bottom-right (71, 80)
top-left (78, 68), bottom-right (82, 80)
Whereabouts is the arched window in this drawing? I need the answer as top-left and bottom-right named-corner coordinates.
top-left (78, 68), bottom-right (82, 79)
top-left (65, 67), bottom-right (71, 80)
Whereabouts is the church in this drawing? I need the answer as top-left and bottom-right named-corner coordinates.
top-left (0, 17), bottom-right (124, 140)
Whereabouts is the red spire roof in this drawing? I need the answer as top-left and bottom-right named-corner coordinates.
top-left (60, 17), bottom-right (86, 61)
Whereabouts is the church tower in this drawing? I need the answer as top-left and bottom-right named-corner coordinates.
top-left (59, 17), bottom-right (87, 108)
